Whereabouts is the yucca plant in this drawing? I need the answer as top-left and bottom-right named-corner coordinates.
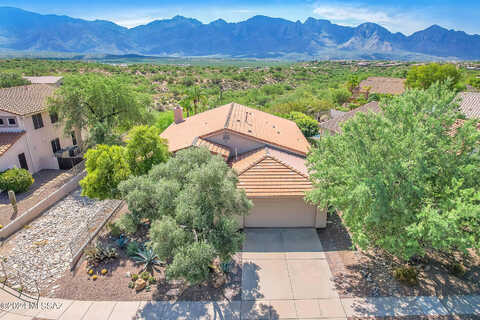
top-left (133, 248), bottom-right (161, 272)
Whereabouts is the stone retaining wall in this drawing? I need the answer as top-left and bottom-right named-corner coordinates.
top-left (0, 171), bottom-right (86, 240)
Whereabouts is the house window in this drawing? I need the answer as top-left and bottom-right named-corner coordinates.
top-left (0, 118), bottom-right (4, 126)
top-left (51, 138), bottom-right (61, 154)
top-left (32, 114), bottom-right (44, 129)
top-left (71, 131), bottom-right (77, 145)
top-left (49, 112), bottom-right (59, 124)
top-left (18, 153), bottom-right (28, 170)
top-left (8, 118), bottom-right (16, 126)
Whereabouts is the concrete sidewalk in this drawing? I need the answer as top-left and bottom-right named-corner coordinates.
top-left (1, 293), bottom-right (480, 319)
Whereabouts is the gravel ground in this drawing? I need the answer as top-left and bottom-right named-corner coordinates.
top-left (0, 188), bottom-right (117, 296)
top-left (319, 212), bottom-right (480, 298)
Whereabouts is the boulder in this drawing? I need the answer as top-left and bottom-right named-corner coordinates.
top-left (135, 279), bottom-right (146, 291)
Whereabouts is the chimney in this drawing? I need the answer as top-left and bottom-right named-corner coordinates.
top-left (174, 106), bottom-right (184, 124)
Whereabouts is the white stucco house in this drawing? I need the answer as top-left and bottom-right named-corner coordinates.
top-left (0, 77), bottom-right (82, 174)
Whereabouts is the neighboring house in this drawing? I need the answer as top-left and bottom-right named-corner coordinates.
top-left (23, 76), bottom-right (63, 86)
top-left (161, 102), bottom-right (326, 228)
top-left (0, 78), bottom-right (81, 174)
top-left (357, 77), bottom-right (406, 97)
top-left (458, 92), bottom-right (480, 119)
top-left (319, 101), bottom-right (381, 135)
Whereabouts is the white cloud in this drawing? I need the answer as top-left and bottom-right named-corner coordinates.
top-left (312, 3), bottom-right (431, 34)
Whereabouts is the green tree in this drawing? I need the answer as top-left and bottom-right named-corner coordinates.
top-left (179, 98), bottom-right (193, 117)
top-left (125, 125), bottom-right (169, 176)
top-left (330, 87), bottom-right (352, 106)
top-left (287, 111), bottom-right (319, 137)
top-left (48, 74), bottom-right (151, 148)
top-left (0, 73), bottom-right (30, 88)
top-left (154, 111), bottom-right (174, 132)
top-left (406, 63), bottom-right (461, 90)
top-left (80, 145), bottom-right (131, 200)
top-left (346, 75), bottom-right (359, 93)
top-left (186, 86), bottom-right (207, 114)
top-left (119, 147), bottom-right (252, 284)
top-left (307, 83), bottom-right (480, 261)
top-left (468, 76), bottom-right (480, 89)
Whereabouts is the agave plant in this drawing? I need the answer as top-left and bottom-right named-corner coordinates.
top-left (115, 235), bottom-right (128, 249)
top-left (133, 248), bottom-right (161, 272)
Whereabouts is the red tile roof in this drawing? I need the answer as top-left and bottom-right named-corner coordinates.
top-left (161, 102), bottom-right (310, 156)
top-left (359, 77), bottom-right (406, 95)
top-left (0, 85), bottom-right (56, 116)
top-left (193, 138), bottom-right (231, 158)
top-left (231, 147), bottom-right (312, 198)
top-left (319, 101), bottom-right (381, 134)
top-left (458, 92), bottom-right (480, 119)
top-left (0, 132), bottom-right (24, 157)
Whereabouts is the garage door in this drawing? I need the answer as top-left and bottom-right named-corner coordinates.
top-left (244, 198), bottom-right (316, 228)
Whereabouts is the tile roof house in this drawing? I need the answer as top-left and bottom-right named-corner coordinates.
top-left (0, 78), bottom-right (82, 175)
top-left (458, 92), bottom-right (480, 119)
top-left (161, 102), bottom-right (325, 228)
top-left (23, 76), bottom-right (63, 86)
top-left (359, 77), bottom-right (406, 95)
top-left (319, 101), bottom-right (381, 135)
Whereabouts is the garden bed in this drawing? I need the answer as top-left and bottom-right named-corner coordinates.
top-left (318, 212), bottom-right (480, 298)
top-left (46, 211), bottom-right (242, 301)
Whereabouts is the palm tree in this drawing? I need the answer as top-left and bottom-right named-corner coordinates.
top-left (186, 86), bottom-right (207, 115)
top-left (179, 98), bottom-right (193, 117)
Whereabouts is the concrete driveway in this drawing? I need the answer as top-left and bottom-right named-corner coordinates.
top-left (241, 228), bottom-right (345, 319)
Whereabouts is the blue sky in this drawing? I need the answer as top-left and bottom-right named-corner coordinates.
top-left (1, 0), bottom-right (479, 35)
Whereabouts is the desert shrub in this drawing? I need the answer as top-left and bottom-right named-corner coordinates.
top-left (140, 271), bottom-right (150, 281)
top-left (126, 241), bottom-right (141, 257)
top-left (449, 262), bottom-right (466, 277)
top-left (148, 276), bottom-right (156, 284)
top-left (393, 266), bottom-right (418, 286)
top-left (84, 242), bottom-right (118, 266)
top-left (107, 222), bottom-right (123, 238)
top-left (287, 111), bottom-right (319, 137)
top-left (0, 168), bottom-right (34, 193)
top-left (115, 213), bottom-right (138, 235)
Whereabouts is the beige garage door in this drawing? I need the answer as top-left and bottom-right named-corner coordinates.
top-left (245, 198), bottom-right (316, 228)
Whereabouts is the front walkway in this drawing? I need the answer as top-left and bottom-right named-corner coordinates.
top-left (0, 292), bottom-right (480, 319)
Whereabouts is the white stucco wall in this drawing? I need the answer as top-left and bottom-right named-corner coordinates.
top-left (0, 135), bottom-right (31, 173)
top-left (19, 111), bottom-right (75, 173)
top-left (0, 110), bottom-right (79, 174)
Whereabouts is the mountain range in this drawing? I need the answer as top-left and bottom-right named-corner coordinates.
top-left (0, 7), bottom-right (479, 60)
